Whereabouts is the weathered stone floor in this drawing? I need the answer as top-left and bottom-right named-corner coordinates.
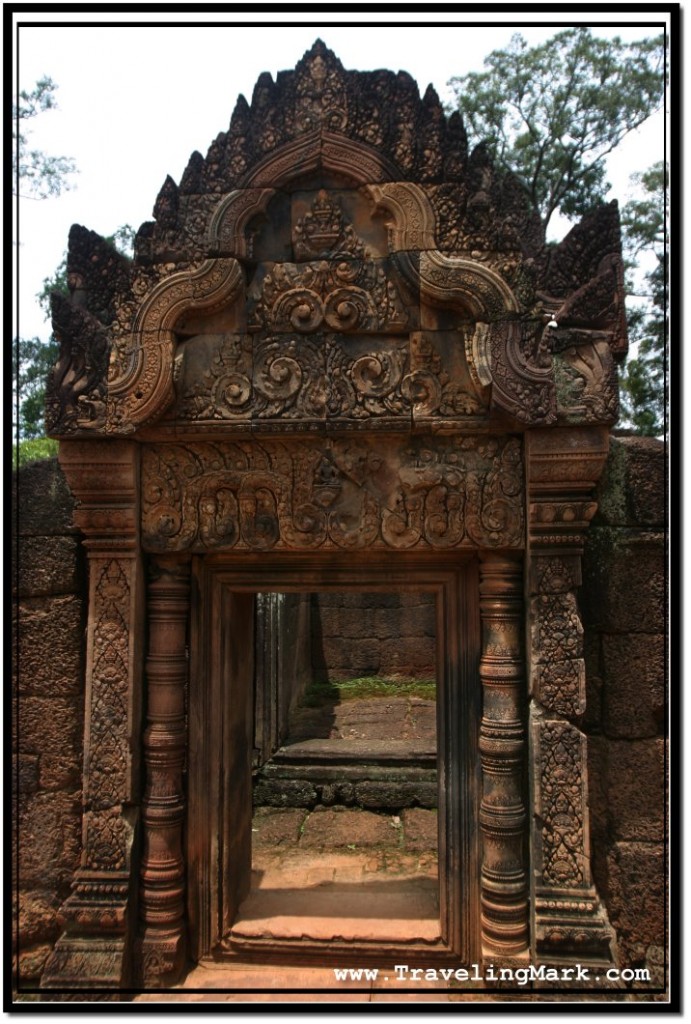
top-left (233, 805), bottom-right (439, 944)
top-left (136, 805), bottom-right (443, 1003)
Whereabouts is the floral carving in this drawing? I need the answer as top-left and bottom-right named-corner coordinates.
top-left (84, 560), bottom-right (131, 813)
top-left (538, 722), bottom-right (586, 887)
top-left (141, 436), bottom-right (524, 553)
top-left (533, 593), bottom-right (584, 663)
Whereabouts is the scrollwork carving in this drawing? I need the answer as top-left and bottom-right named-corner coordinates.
top-left (537, 722), bottom-right (586, 888)
top-left (141, 435), bottom-right (525, 553)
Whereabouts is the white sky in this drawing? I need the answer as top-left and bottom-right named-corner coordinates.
top-left (12, 10), bottom-right (669, 343)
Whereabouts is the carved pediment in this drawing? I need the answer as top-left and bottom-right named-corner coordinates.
top-left (45, 43), bottom-right (627, 440)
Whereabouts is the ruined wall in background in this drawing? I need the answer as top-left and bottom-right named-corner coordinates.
top-left (581, 435), bottom-right (667, 979)
top-left (309, 592), bottom-right (437, 682)
top-left (12, 459), bottom-right (86, 985)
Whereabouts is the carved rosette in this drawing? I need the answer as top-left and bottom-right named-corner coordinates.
top-left (478, 556), bottom-right (528, 954)
top-left (526, 427), bottom-right (616, 963)
top-left (41, 441), bottom-right (144, 990)
top-left (140, 435), bottom-right (525, 554)
top-left (135, 558), bottom-right (190, 987)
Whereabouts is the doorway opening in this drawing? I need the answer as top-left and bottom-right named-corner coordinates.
top-left (242, 590), bottom-right (439, 948)
top-left (188, 558), bottom-right (480, 965)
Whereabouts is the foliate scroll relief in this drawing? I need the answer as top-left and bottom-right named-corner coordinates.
top-left (85, 559), bottom-right (131, 806)
top-left (249, 257), bottom-right (408, 336)
top-left (82, 558), bottom-right (134, 871)
top-left (553, 338), bottom-right (619, 424)
top-left (173, 326), bottom-right (488, 426)
top-left (537, 722), bottom-right (587, 889)
top-left (530, 562), bottom-right (586, 718)
top-left (488, 320), bottom-right (557, 424)
top-left (141, 435), bottom-right (524, 553)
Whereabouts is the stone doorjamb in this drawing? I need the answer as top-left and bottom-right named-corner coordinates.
top-left (41, 440), bottom-right (144, 990)
top-left (526, 426), bottom-right (616, 965)
top-left (187, 557), bottom-right (484, 973)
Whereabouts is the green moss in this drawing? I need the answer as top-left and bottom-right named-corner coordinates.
top-left (299, 675), bottom-right (437, 707)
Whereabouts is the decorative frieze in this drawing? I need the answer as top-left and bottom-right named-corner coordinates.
top-left (141, 435), bottom-right (525, 553)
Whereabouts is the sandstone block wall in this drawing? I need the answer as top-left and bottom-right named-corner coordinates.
top-left (309, 591), bottom-right (437, 682)
top-left (12, 459), bottom-right (86, 986)
top-left (581, 435), bottom-right (667, 978)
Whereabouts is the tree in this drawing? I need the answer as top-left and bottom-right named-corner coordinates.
top-left (448, 29), bottom-right (665, 231)
top-left (13, 77), bottom-right (77, 199)
top-left (619, 162), bottom-right (668, 435)
top-left (13, 336), bottom-right (60, 441)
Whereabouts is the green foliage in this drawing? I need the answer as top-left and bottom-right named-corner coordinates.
top-left (13, 77), bottom-right (77, 199)
top-left (299, 675), bottom-right (437, 707)
top-left (448, 29), bottom-right (665, 230)
top-left (13, 437), bottom-right (59, 469)
top-left (619, 162), bottom-right (668, 436)
top-left (13, 337), bottom-right (60, 440)
top-left (107, 223), bottom-right (136, 257)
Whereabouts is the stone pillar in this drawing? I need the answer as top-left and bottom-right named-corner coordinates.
top-left (478, 555), bottom-right (528, 955)
top-left (526, 427), bottom-right (616, 964)
top-left (41, 441), bottom-right (144, 989)
top-left (135, 557), bottom-right (190, 987)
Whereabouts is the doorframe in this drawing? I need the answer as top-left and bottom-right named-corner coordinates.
top-left (187, 552), bottom-right (482, 966)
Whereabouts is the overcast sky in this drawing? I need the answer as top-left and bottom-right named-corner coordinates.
top-left (12, 10), bottom-right (669, 343)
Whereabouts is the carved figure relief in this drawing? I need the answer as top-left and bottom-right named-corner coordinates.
top-left (141, 435), bottom-right (524, 552)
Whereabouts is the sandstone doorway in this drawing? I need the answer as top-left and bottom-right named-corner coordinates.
top-left (187, 556), bottom-right (481, 965)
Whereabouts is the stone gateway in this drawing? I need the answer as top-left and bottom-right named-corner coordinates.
top-left (39, 41), bottom-right (630, 989)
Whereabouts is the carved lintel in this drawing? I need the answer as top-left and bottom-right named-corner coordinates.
top-left (140, 435), bottom-right (525, 553)
top-left (478, 555), bottom-right (528, 955)
top-left (135, 557), bottom-right (190, 988)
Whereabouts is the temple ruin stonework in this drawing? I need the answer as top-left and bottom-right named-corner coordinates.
top-left (13, 42), bottom-right (666, 994)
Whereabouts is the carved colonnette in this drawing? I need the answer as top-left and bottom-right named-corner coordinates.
top-left (478, 556), bottom-right (528, 954)
top-left (134, 558), bottom-right (190, 986)
top-left (526, 428), bottom-right (616, 964)
top-left (41, 441), bottom-right (144, 989)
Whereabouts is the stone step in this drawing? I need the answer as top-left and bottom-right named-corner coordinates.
top-left (271, 738), bottom-right (437, 766)
top-left (230, 881), bottom-right (441, 945)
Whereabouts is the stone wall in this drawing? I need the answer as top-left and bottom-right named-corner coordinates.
top-left (581, 435), bottom-right (667, 979)
top-left (12, 458), bottom-right (86, 986)
top-left (310, 592), bottom-right (437, 682)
